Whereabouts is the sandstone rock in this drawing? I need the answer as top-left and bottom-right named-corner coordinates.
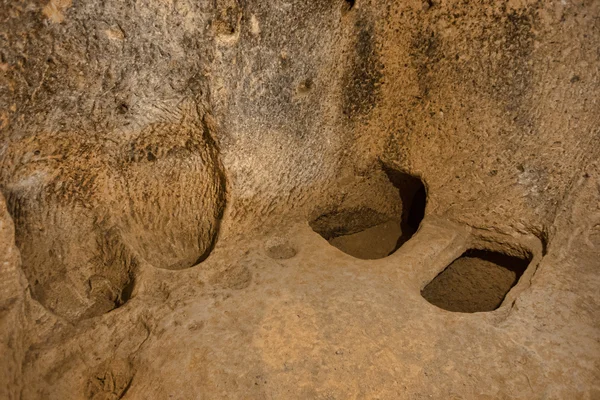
top-left (0, 0), bottom-right (598, 398)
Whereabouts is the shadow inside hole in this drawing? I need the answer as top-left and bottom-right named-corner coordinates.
top-left (341, 0), bottom-right (356, 15)
top-left (309, 170), bottom-right (426, 259)
top-left (421, 249), bottom-right (531, 313)
top-left (115, 276), bottom-right (135, 308)
top-left (383, 167), bottom-right (427, 249)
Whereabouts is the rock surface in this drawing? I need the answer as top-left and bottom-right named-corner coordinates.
top-left (0, 0), bottom-right (598, 398)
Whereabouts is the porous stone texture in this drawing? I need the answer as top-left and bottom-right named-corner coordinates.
top-left (0, 0), bottom-right (599, 398)
top-left (0, 193), bottom-right (27, 400)
top-left (0, 114), bottom-right (225, 321)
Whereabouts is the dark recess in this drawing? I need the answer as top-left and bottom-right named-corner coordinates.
top-left (309, 168), bottom-right (426, 259)
top-left (342, 0), bottom-right (355, 13)
top-left (422, 249), bottom-right (531, 313)
top-left (116, 276), bottom-right (136, 308)
top-left (383, 167), bottom-right (427, 249)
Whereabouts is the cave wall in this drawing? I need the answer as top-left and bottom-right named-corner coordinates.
top-left (0, 0), bottom-right (598, 396)
top-left (0, 193), bottom-right (26, 400)
top-left (2, 0), bottom-right (597, 239)
top-left (353, 0), bottom-right (599, 241)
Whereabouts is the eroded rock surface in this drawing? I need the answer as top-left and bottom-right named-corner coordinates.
top-left (0, 193), bottom-right (26, 400)
top-left (0, 112), bottom-right (225, 320)
top-left (0, 0), bottom-right (598, 398)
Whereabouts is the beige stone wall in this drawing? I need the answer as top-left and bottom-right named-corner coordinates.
top-left (0, 0), bottom-right (598, 398)
top-left (356, 0), bottom-right (599, 239)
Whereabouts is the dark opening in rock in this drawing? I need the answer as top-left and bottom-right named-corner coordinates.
top-left (382, 167), bottom-right (427, 243)
top-left (116, 276), bottom-right (136, 308)
top-left (341, 0), bottom-right (356, 15)
top-left (309, 171), bottom-right (426, 259)
top-left (421, 249), bottom-right (531, 313)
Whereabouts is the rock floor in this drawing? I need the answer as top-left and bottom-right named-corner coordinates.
top-left (19, 215), bottom-right (600, 399)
